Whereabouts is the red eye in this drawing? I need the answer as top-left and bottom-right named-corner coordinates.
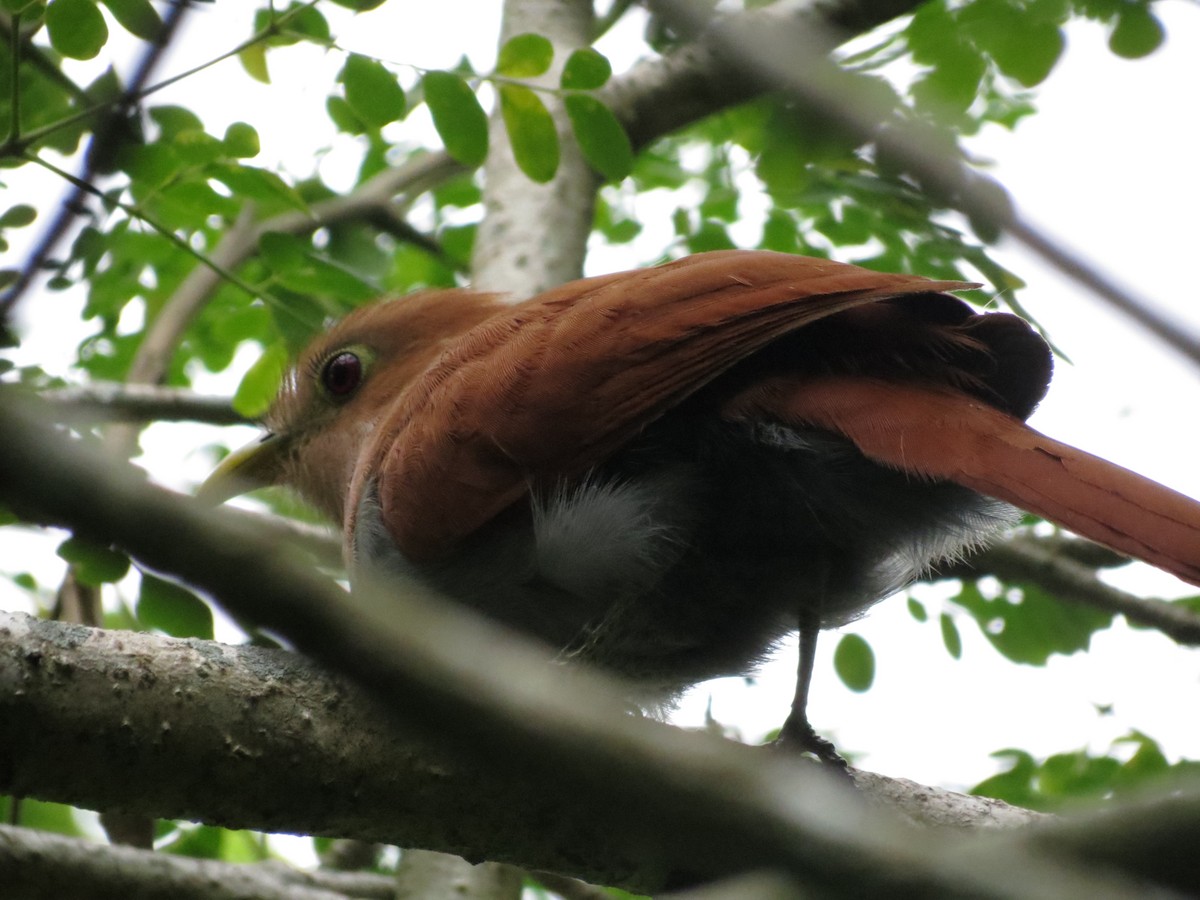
top-left (321, 351), bottom-right (362, 397)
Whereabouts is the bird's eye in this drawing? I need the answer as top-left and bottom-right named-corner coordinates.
top-left (321, 351), bottom-right (363, 397)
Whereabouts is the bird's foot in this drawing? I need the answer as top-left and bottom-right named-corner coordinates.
top-left (772, 716), bottom-right (851, 775)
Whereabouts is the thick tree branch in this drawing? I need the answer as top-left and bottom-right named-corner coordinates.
top-left (0, 824), bottom-right (394, 900)
top-left (601, 0), bottom-right (926, 151)
top-left (471, 0), bottom-right (599, 297)
top-left (0, 608), bottom-right (1043, 875)
top-left (0, 396), bottom-right (1186, 898)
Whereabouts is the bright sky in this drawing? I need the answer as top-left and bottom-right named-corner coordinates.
top-left (4, 1), bottom-right (1199, 796)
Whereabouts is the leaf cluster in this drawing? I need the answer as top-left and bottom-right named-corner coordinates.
top-left (0, 0), bottom-right (1192, 882)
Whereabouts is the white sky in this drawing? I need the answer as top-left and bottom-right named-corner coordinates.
top-left (3, 1), bottom-right (1199, 795)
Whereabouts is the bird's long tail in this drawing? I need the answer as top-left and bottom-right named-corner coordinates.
top-left (725, 375), bottom-right (1200, 586)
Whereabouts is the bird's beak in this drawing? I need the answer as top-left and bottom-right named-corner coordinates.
top-left (197, 432), bottom-right (289, 504)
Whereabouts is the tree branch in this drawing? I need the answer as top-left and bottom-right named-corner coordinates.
top-left (124, 151), bottom-right (464, 389)
top-left (601, 0), bottom-right (922, 151)
top-left (943, 534), bottom-right (1200, 646)
top-left (471, 0), bottom-right (599, 297)
top-left (0, 1), bottom-right (193, 323)
top-left (0, 609), bottom-right (1138, 896)
top-left (0, 396), bottom-right (1185, 898)
top-left (40, 383), bottom-right (247, 426)
top-left (0, 824), bottom-right (394, 900)
top-left (610, 0), bottom-right (1200, 367)
top-left (40, 378), bottom-right (1200, 647)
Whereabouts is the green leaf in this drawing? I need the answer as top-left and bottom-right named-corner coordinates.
top-left (0, 205), bottom-right (37, 228)
top-left (833, 633), bottom-right (875, 692)
top-left (815, 204), bottom-right (874, 246)
top-left (940, 612), bottom-right (963, 659)
top-left (57, 536), bottom-right (130, 586)
top-left (341, 54), bottom-right (406, 127)
top-left (434, 175), bottom-right (483, 210)
top-left (564, 94), bottom-right (633, 181)
top-left (687, 220), bottom-right (736, 253)
top-left (594, 197), bottom-right (641, 244)
top-left (232, 341), bottom-right (289, 418)
top-left (149, 105), bottom-right (205, 139)
top-left (1039, 750), bottom-right (1121, 800)
top-left (280, 4), bottom-right (330, 42)
top-left (325, 95), bottom-right (365, 134)
top-left (423, 71), bottom-right (488, 166)
top-left (172, 129), bottom-right (224, 166)
top-left (258, 231), bottom-right (308, 271)
top-left (972, 749), bottom-right (1040, 807)
top-left (759, 209), bottom-right (800, 254)
top-left (138, 573), bottom-right (214, 639)
top-left (962, 0), bottom-right (1064, 87)
top-left (162, 824), bottom-right (222, 859)
top-left (258, 232), bottom-right (377, 303)
top-left (905, 0), bottom-right (957, 65)
top-left (499, 84), bottom-right (559, 183)
top-left (1113, 731), bottom-right (1169, 786)
top-left (328, 0), bottom-right (387, 9)
top-left (496, 32), bottom-right (553, 77)
top-left (210, 163), bottom-right (307, 213)
top-left (239, 44), bottom-right (271, 84)
top-left (1, 798), bottom-right (83, 837)
top-left (561, 48), bottom-right (612, 89)
top-left (1109, 5), bottom-right (1164, 59)
top-left (911, 40), bottom-right (986, 115)
top-left (223, 122), bottom-right (261, 158)
top-left (46, 0), bottom-right (109, 60)
top-left (907, 596), bottom-right (928, 622)
top-left (439, 224), bottom-right (477, 268)
top-left (952, 579), bottom-right (1114, 665)
top-left (100, 0), bottom-right (161, 40)
top-left (152, 180), bottom-right (237, 230)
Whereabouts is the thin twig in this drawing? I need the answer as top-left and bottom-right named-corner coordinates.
top-left (0, 0), bottom-right (193, 320)
top-left (40, 383), bottom-right (248, 425)
top-left (124, 150), bottom-right (464, 388)
top-left (940, 534), bottom-right (1200, 646)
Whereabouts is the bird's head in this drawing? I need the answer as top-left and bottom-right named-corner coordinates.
top-left (198, 289), bottom-right (502, 524)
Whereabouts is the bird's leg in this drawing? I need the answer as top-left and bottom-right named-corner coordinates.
top-left (776, 620), bottom-right (848, 769)
top-left (774, 568), bottom-right (849, 771)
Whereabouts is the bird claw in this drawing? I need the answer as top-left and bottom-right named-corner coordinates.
top-left (773, 717), bottom-right (851, 776)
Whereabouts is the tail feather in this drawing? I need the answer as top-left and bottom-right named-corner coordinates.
top-left (726, 375), bottom-right (1200, 587)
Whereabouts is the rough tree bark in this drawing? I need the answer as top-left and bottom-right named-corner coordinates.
top-left (472, 0), bottom-right (599, 296)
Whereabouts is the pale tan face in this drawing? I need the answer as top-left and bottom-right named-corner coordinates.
top-left (201, 290), bottom-right (505, 526)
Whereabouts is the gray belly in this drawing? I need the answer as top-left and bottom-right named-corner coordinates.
top-left (353, 418), bottom-right (1015, 698)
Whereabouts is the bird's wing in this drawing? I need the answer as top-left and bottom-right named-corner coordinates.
top-left (725, 374), bottom-right (1200, 586)
top-left (360, 250), bottom-right (974, 560)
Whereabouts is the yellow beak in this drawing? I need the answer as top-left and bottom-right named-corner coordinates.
top-left (197, 432), bottom-right (289, 504)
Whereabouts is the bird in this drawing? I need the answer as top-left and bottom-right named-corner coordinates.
top-left (201, 249), bottom-right (1200, 765)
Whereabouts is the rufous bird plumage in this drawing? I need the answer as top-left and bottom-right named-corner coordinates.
top-left (203, 250), bottom-right (1200, 763)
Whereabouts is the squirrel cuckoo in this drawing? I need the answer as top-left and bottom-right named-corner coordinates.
top-left (201, 250), bottom-right (1200, 765)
